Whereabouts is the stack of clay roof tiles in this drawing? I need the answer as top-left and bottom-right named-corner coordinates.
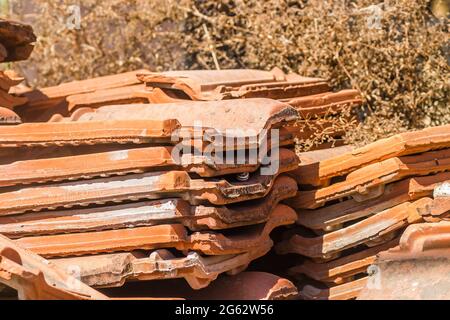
top-left (274, 125), bottom-right (450, 299)
top-left (2, 65), bottom-right (449, 300)
top-left (0, 63), bottom-right (365, 300)
top-left (14, 68), bottom-right (362, 145)
top-left (9, 17), bottom-right (450, 300)
top-left (0, 97), bottom-right (302, 300)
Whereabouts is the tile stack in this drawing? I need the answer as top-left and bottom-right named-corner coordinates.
top-left (275, 125), bottom-right (450, 299)
top-left (137, 68), bottom-right (362, 149)
top-left (0, 96), bottom-right (303, 300)
top-left (13, 70), bottom-right (150, 123)
top-left (14, 68), bottom-right (362, 148)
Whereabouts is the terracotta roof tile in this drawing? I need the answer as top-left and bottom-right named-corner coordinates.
top-left (288, 239), bottom-right (398, 284)
top-left (0, 234), bottom-right (106, 300)
top-left (290, 148), bottom-right (450, 209)
top-left (296, 172), bottom-right (450, 231)
top-left (358, 221), bottom-right (450, 300)
top-left (137, 68), bottom-right (329, 101)
top-left (0, 176), bottom-right (297, 237)
top-left (276, 198), bottom-right (432, 259)
top-left (50, 244), bottom-right (271, 289)
top-left (299, 277), bottom-right (367, 300)
top-left (294, 125), bottom-right (450, 186)
top-left (0, 119), bottom-right (180, 147)
top-left (0, 160), bottom-right (295, 216)
top-left (15, 204), bottom-right (296, 258)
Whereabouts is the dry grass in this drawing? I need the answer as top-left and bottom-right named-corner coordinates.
top-left (8, 0), bottom-right (449, 146)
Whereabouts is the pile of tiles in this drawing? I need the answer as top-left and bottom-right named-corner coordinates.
top-left (0, 65), bottom-right (365, 300)
top-left (0, 96), bottom-right (304, 300)
top-left (275, 126), bottom-right (450, 299)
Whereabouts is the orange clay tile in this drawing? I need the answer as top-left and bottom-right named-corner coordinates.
top-left (69, 98), bottom-right (299, 135)
top-left (293, 125), bottom-right (450, 186)
top-left (423, 198), bottom-right (450, 221)
top-left (358, 221), bottom-right (450, 300)
top-left (106, 272), bottom-right (298, 300)
top-left (0, 107), bottom-right (21, 125)
top-left (0, 146), bottom-right (297, 186)
top-left (66, 84), bottom-right (152, 112)
top-left (294, 145), bottom-right (355, 166)
top-left (284, 89), bottom-right (362, 118)
top-left (390, 221), bottom-right (450, 255)
top-left (0, 160), bottom-right (295, 216)
top-left (296, 172), bottom-right (450, 231)
top-left (19, 69), bottom-right (148, 105)
top-left (137, 68), bottom-right (329, 101)
top-left (276, 198), bottom-right (431, 259)
top-left (57, 99), bottom-right (299, 150)
top-left (14, 70), bottom-right (149, 122)
top-left (50, 244), bottom-right (271, 289)
top-left (0, 176), bottom-right (297, 237)
top-left (0, 70), bottom-right (24, 91)
top-left (14, 204), bottom-right (296, 258)
top-left (0, 119), bottom-right (180, 147)
top-left (0, 89), bottom-right (28, 109)
top-left (192, 272), bottom-right (298, 300)
top-left (299, 277), bottom-right (367, 300)
top-left (0, 234), bottom-right (106, 300)
top-left (288, 239), bottom-right (398, 284)
top-left (289, 148), bottom-right (450, 209)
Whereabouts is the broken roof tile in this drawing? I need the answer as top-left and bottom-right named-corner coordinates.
top-left (0, 19), bottom-right (36, 62)
top-left (137, 68), bottom-right (329, 101)
top-left (0, 234), bottom-right (106, 300)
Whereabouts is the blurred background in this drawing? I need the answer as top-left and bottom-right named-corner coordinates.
top-left (3, 0), bottom-right (449, 145)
